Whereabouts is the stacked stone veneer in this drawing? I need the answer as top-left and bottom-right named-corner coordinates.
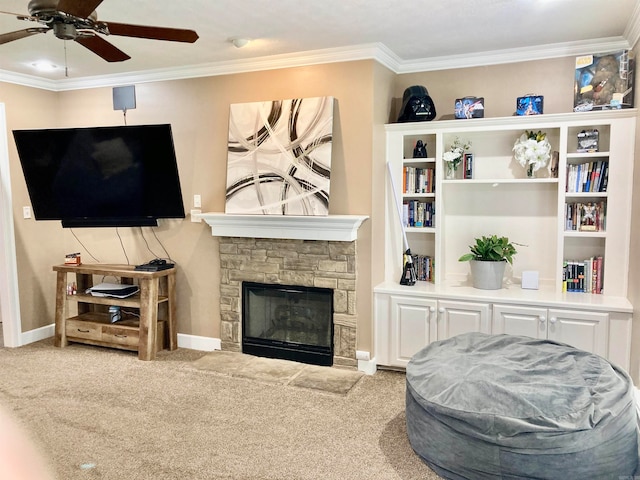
top-left (219, 237), bottom-right (358, 368)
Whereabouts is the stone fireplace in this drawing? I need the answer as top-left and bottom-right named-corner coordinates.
top-left (219, 237), bottom-right (357, 367)
top-left (200, 212), bottom-right (368, 369)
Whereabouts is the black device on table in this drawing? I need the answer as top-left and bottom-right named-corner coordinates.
top-left (134, 258), bottom-right (175, 271)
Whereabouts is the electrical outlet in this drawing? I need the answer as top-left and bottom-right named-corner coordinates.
top-left (190, 209), bottom-right (202, 223)
top-left (23, 206), bottom-right (31, 219)
top-left (193, 194), bottom-right (201, 208)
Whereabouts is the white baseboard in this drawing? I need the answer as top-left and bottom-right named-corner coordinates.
top-left (16, 329), bottom-right (376, 376)
top-left (358, 357), bottom-right (377, 375)
top-left (20, 323), bottom-right (55, 346)
top-left (177, 334), bottom-right (221, 352)
top-left (15, 326), bottom-right (222, 353)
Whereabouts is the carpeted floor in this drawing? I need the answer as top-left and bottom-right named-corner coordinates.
top-left (0, 339), bottom-right (442, 480)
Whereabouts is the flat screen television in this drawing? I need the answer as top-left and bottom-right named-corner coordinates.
top-left (13, 124), bottom-right (185, 228)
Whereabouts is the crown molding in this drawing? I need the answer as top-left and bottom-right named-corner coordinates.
top-left (0, 69), bottom-right (60, 91)
top-left (0, 35), bottom-right (634, 92)
top-left (624, 0), bottom-right (640, 48)
top-left (395, 37), bottom-right (632, 74)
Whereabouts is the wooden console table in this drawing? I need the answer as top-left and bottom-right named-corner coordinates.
top-left (53, 263), bottom-right (177, 360)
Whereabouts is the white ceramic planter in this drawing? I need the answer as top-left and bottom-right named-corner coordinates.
top-left (469, 260), bottom-right (506, 290)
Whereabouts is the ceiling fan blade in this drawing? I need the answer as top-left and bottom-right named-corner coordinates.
top-left (75, 34), bottom-right (130, 62)
top-left (0, 10), bottom-right (30, 16)
top-left (57, 0), bottom-right (104, 19)
top-left (105, 22), bottom-right (199, 43)
top-left (0, 28), bottom-right (48, 45)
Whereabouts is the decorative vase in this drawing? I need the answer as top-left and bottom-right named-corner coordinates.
top-left (445, 162), bottom-right (457, 179)
top-left (469, 260), bottom-right (506, 290)
top-left (526, 164), bottom-right (535, 178)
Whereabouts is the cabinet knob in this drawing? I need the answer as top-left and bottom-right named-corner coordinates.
top-left (438, 307), bottom-right (445, 313)
top-left (429, 306), bottom-right (436, 313)
top-left (539, 315), bottom-right (546, 323)
top-left (549, 317), bottom-right (557, 324)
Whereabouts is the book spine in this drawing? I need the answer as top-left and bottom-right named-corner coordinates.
top-left (464, 153), bottom-right (473, 179)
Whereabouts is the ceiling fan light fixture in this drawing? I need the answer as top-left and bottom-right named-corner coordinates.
top-left (31, 61), bottom-right (57, 71)
top-left (231, 37), bottom-right (250, 48)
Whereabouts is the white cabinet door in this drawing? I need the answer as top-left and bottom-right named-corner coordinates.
top-left (547, 309), bottom-right (608, 357)
top-left (493, 304), bottom-right (547, 339)
top-left (389, 295), bottom-right (437, 367)
top-left (437, 300), bottom-right (490, 340)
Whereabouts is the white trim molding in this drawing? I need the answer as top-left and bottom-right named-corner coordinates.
top-left (0, 33), bottom-right (636, 91)
top-left (177, 334), bottom-right (221, 352)
top-left (199, 213), bottom-right (368, 242)
top-left (0, 103), bottom-right (22, 348)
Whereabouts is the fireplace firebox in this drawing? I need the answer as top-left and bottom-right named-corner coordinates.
top-left (242, 282), bottom-right (334, 366)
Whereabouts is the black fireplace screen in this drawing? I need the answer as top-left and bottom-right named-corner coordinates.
top-left (242, 281), bottom-right (334, 366)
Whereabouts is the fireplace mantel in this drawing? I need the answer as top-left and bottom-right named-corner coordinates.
top-left (198, 213), bottom-right (368, 241)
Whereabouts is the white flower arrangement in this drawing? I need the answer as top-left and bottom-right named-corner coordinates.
top-left (513, 130), bottom-right (551, 175)
top-left (443, 137), bottom-right (471, 170)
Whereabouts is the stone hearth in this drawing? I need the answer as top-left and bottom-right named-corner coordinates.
top-left (218, 237), bottom-right (358, 368)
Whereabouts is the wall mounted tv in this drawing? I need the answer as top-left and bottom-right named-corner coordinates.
top-left (13, 124), bottom-right (185, 228)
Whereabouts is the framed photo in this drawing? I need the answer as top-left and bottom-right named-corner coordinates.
top-left (516, 95), bottom-right (543, 116)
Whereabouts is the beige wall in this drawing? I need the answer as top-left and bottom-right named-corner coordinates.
top-left (392, 57), bottom-right (576, 121)
top-left (1, 83), bottom-right (61, 332)
top-left (2, 60), bottom-right (381, 349)
top-left (2, 51), bottom-right (639, 369)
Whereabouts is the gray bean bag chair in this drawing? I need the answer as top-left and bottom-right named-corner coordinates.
top-left (406, 332), bottom-right (638, 479)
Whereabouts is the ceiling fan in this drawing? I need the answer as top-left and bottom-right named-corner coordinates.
top-left (0, 0), bottom-right (199, 62)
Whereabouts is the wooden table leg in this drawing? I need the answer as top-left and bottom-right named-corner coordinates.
top-left (167, 272), bottom-right (177, 351)
top-left (138, 277), bottom-right (159, 361)
top-left (54, 271), bottom-right (67, 348)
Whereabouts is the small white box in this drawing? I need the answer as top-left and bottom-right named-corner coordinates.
top-left (521, 271), bottom-right (539, 290)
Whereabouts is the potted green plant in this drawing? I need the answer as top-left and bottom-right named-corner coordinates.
top-left (458, 235), bottom-right (519, 289)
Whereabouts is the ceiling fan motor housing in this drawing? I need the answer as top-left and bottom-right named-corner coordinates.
top-left (53, 22), bottom-right (77, 40)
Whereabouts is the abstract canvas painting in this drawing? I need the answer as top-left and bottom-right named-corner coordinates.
top-left (225, 96), bottom-right (334, 215)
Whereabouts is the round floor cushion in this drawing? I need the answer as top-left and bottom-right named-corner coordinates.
top-left (406, 332), bottom-right (638, 480)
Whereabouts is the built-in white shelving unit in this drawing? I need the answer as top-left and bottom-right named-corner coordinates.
top-left (375, 110), bottom-right (636, 371)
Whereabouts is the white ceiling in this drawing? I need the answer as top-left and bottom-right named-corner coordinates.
top-left (0, 0), bottom-right (639, 90)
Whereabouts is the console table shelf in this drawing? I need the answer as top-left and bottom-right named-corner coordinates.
top-left (53, 263), bottom-right (177, 360)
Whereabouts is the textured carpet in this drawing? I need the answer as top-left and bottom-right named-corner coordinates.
top-left (0, 339), bottom-right (441, 480)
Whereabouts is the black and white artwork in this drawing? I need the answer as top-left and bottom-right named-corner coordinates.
top-left (225, 96), bottom-right (334, 215)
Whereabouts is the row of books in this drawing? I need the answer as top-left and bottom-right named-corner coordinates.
top-left (402, 200), bottom-right (435, 228)
top-left (563, 257), bottom-right (603, 294)
top-left (403, 166), bottom-right (435, 194)
top-left (565, 201), bottom-right (606, 232)
top-left (410, 254), bottom-right (434, 282)
top-left (566, 160), bottom-right (608, 193)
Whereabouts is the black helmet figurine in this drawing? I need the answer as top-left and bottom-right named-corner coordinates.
top-left (397, 85), bottom-right (436, 123)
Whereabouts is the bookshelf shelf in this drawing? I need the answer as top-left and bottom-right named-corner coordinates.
top-left (442, 178), bottom-right (559, 185)
top-left (566, 152), bottom-right (610, 158)
top-left (403, 157), bottom-right (436, 163)
top-left (375, 110), bottom-right (635, 372)
top-left (406, 226), bottom-right (436, 234)
top-left (564, 231), bottom-right (607, 238)
top-left (402, 193), bottom-right (435, 198)
top-left (565, 192), bottom-right (608, 198)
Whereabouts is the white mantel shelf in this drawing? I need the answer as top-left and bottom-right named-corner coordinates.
top-left (198, 213), bottom-right (369, 242)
